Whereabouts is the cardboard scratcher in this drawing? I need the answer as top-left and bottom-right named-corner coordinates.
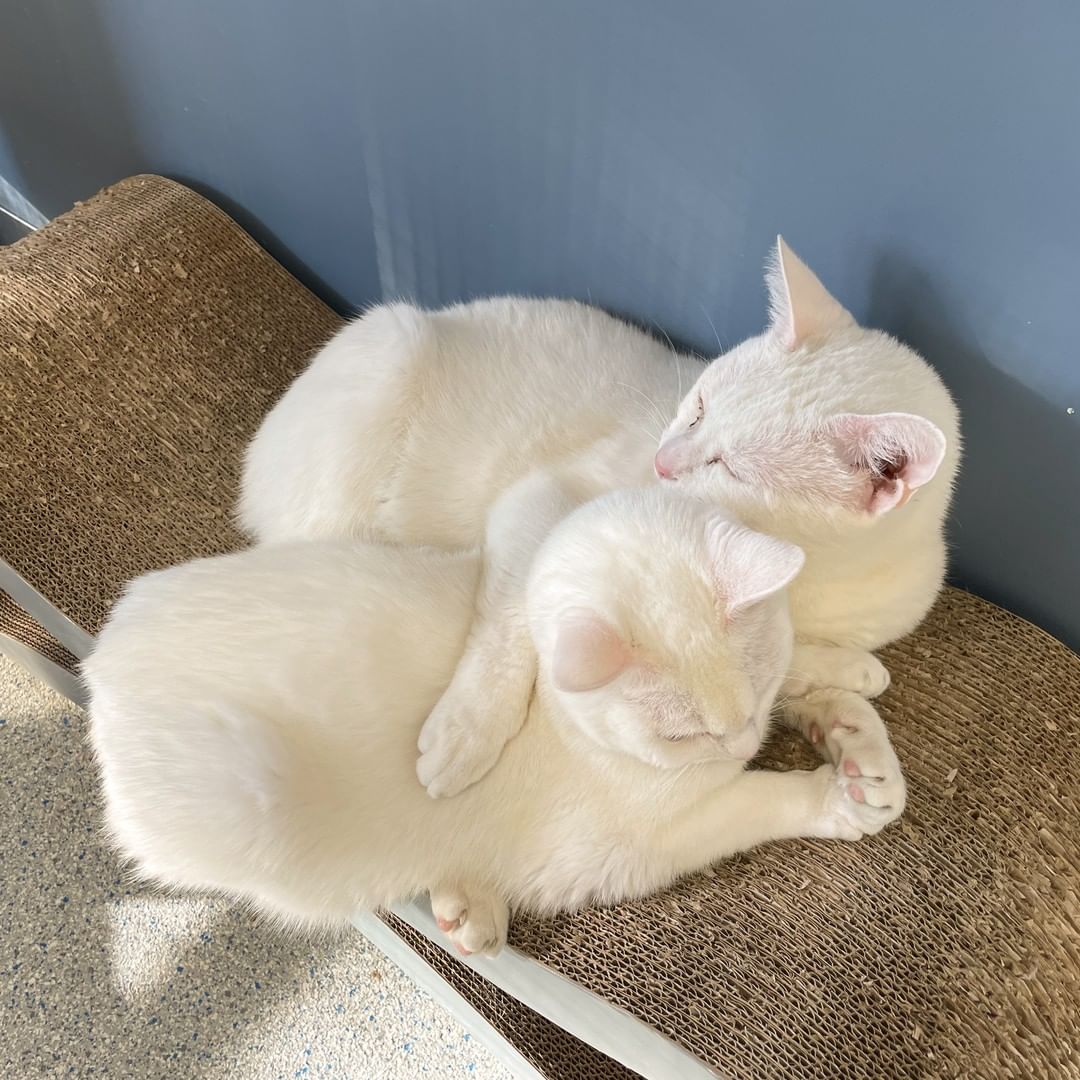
top-left (3, 175), bottom-right (1078, 1080)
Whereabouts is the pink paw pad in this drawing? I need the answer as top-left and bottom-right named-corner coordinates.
top-left (847, 783), bottom-right (866, 803)
top-left (436, 916), bottom-right (461, 932)
top-left (455, 943), bottom-right (473, 957)
top-left (809, 723), bottom-right (822, 745)
top-left (843, 759), bottom-right (861, 778)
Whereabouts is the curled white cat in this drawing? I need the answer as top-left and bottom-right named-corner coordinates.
top-left (238, 238), bottom-right (959, 797)
top-left (86, 488), bottom-right (906, 957)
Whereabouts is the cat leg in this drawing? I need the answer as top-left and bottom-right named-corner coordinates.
top-left (660, 762), bottom-right (900, 882)
top-left (430, 886), bottom-right (510, 957)
top-left (781, 689), bottom-right (907, 820)
top-left (417, 469), bottom-right (581, 798)
top-left (782, 643), bottom-right (891, 699)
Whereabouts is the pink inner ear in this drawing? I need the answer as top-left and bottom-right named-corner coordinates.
top-left (551, 610), bottom-right (630, 693)
top-left (707, 518), bottom-right (805, 615)
top-left (828, 412), bottom-right (948, 516)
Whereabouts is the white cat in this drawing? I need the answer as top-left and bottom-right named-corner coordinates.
top-left (239, 238), bottom-right (960, 796)
top-left (86, 488), bottom-right (904, 956)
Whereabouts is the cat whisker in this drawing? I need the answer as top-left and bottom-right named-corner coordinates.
top-left (616, 382), bottom-right (668, 436)
top-left (615, 381), bottom-right (668, 426)
top-left (697, 303), bottom-right (725, 355)
top-left (647, 317), bottom-right (679, 361)
top-left (631, 409), bottom-right (666, 439)
top-left (630, 422), bottom-right (663, 444)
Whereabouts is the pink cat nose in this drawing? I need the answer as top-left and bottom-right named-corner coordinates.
top-left (654, 433), bottom-right (690, 480)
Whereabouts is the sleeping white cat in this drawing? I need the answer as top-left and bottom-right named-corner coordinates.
top-left (86, 489), bottom-right (904, 956)
top-left (239, 238), bottom-right (959, 796)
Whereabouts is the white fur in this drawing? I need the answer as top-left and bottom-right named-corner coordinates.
top-left (238, 238), bottom-right (959, 796)
top-left (240, 240), bottom-right (959, 651)
top-left (657, 238), bottom-right (961, 648)
top-left (86, 489), bottom-right (900, 954)
top-left (239, 297), bottom-right (687, 548)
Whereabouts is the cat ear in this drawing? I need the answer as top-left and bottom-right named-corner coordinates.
top-left (706, 519), bottom-right (805, 616)
top-left (766, 235), bottom-right (855, 350)
top-left (827, 412), bottom-right (948, 516)
top-left (551, 609), bottom-right (631, 692)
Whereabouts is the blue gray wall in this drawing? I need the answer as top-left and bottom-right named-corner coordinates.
top-left (2, 0), bottom-right (1077, 646)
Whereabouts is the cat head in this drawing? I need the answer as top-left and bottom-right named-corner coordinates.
top-left (655, 237), bottom-right (958, 534)
top-left (527, 488), bottom-right (801, 770)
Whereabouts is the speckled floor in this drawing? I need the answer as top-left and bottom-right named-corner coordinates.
top-left (0, 655), bottom-right (515, 1079)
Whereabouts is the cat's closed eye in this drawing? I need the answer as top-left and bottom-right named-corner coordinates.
top-left (706, 453), bottom-right (739, 482)
top-left (687, 394), bottom-right (704, 429)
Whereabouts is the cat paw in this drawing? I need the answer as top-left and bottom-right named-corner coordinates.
top-left (832, 731), bottom-right (907, 830)
top-left (812, 764), bottom-right (898, 841)
top-left (837, 651), bottom-right (891, 698)
top-left (803, 695), bottom-right (907, 839)
top-left (785, 689), bottom-right (900, 781)
top-left (430, 888), bottom-right (509, 957)
top-left (416, 698), bottom-right (505, 799)
top-left (785, 645), bottom-right (891, 700)
top-left (418, 664), bottom-right (528, 798)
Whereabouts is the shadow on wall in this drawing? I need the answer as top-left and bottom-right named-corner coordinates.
top-left (0, 0), bottom-right (356, 310)
top-left (167, 175), bottom-right (354, 312)
top-left (0, 0), bottom-right (142, 218)
top-left (869, 258), bottom-right (1076, 647)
